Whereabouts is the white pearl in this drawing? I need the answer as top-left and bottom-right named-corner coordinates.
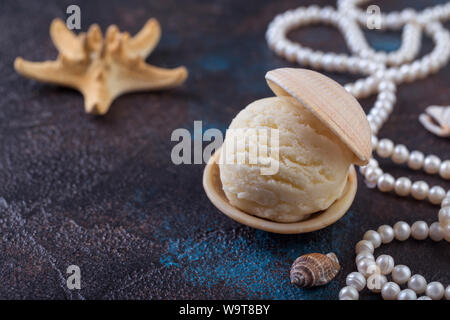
top-left (274, 41), bottom-right (287, 56)
top-left (417, 296), bottom-right (432, 300)
top-left (367, 274), bottom-right (387, 293)
top-left (368, 158), bottom-right (379, 168)
top-left (310, 52), bottom-right (324, 68)
top-left (408, 150), bottom-right (424, 170)
top-left (333, 55), bottom-right (347, 72)
top-left (401, 8), bottom-right (417, 21)
top-left (282, 43), bottom-right (296, 61)
top-left (439, 160), bottom-right (450, 179)
top-left (365, 167), bottom-right (383, 184)
top-left (381, 282), bottom-right (401, 300)
top-left (295, 50), bottom-right (309, 64)
top-left (355, 252), bottom-right (374, 264)
top-left (392, 265), bottom-right (411, 284)
top-left (371, 135), bottom-right (378, 150)
top-left (355, 239), bottom-right (374, 254)
top-left (371, 108), bottom-right (388, 122)
top-left (376, 254), bottom-right (395, 275)
top-left (408, 274), bottom-right (427, 294)
top-left (378, 81), bottom-right (396, 92)
top-left (392, 144), bottom-right (409, 164)
top-left (400, 65), bottom-right (413, 82)
top-left (339, 286), bottom-right (359, 300)
top-left (357, 258), bottom-right (379, 277)
top-left (394, 177), bottom-right (412, 197)
top-left (363, 230), bottom-right (382, 248)
top-left (378, 91), bottom-right (396, 104)
top-left (393, 221), bottom-right (411, 241)
top-left (445, 285), bottom-right (450, 300)
top-left (377, 108), bottom-right (389, 122)
top-left (359, 158), bottom-right (379, 175)
top-left (423, 155), bottom-right (441, 174)
top-left (444, 224), bottom-right (450, 242)
top-left (375, 100), bottom-right (393, 113)
top-left (428, 186), bottom-right (446, 205)
top-left (377, 225), bottom-right (395, 243)
top-left (321, 54), bottom-right (333, 70)
top-left (397, 289), bottom-right (417, 300)
top-left (359, 165), bottom-right (368, 175)
top-left (376, 139), bottom-right (394, 158)
top-left (338, 296), bottom-right (355, 300)
top-left (442, 196), bottom-right (450, 208)
top-left (346, 272), bottom-right (366, 291)
top-left (369, 121), bottom-right (378, 134)
top-left (429, 222), bottom-right (444, 241)
top-left (411, 181), bottom-right (429, 200)
top-left (439, 207), bottom-right (450, 225)
top-left (411, 221), bottom-right (429, 240)
top-left (426, 282), bottom-right (445, 300)
top-left (377, 173), bottom-right (395, 192)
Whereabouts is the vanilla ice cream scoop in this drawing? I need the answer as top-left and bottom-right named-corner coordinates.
top-left (217, 68), bottom-right (371, 223)
top-left (220, 96), bottom-right (354, 222)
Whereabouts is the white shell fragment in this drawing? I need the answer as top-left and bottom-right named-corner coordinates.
top-left (265, 68), bottom-right (372, 165)
top-left (419, 105), bottom-right (450, 137)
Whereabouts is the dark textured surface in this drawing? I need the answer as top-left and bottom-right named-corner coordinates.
top-left (0, 0), bottom-right (449, 300)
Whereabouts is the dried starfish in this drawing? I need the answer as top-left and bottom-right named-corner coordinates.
top-left (419, 105), bottom-right (450, 137)
top-left (14, 18), bottom-right (188, 115)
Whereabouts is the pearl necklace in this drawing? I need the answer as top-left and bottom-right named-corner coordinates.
top-left (266, 0), bottom-right (450, 300)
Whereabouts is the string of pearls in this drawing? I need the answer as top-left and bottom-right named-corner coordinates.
top-left (340, 198), bottom-right (450, 300)
top-left (266, 0), bottom-right (450, 300)
top-left (338, 0), bottom-right (450, 29)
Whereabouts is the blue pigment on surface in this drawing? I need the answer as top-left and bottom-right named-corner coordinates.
top-left (366, 32), bottom-right (402, 52)
top-left (199, 55), bottom-right (231, 72)
top-left (159, 210), bottom-right (357, 299)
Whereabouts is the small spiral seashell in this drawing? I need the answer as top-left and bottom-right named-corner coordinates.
top-left (290, 252), bottom-right (340, 287)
